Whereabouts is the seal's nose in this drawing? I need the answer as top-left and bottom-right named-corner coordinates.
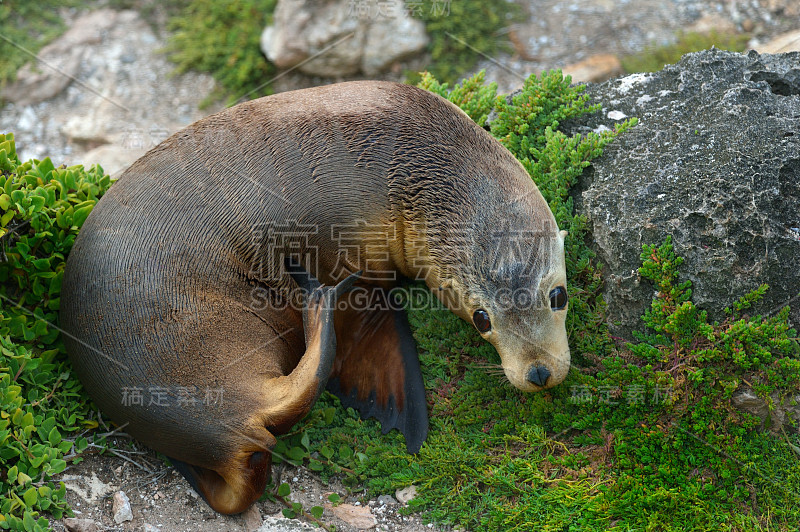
top-left (526, 364), bottom-right (551, 387)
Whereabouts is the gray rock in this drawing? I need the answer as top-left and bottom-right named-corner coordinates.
top-left (0, 9), bottom-right (217, 171)
top-left (755, 29), bottom-right (800, 55)
top-left (561, 49), bottom-right (800, 338)
top-left (257, 515), bottom-right (317, 531)
top-left (377, 494), bottom-right (397, 505)
top-left (112, 490), bottom-right (133, 524)
top-left (61, 111), bottom-right (111, 146)
top-left (82, 143), bottom-right (145, 177)
top-left (260, 0), bottom-right (427, 77)
top-left (331, 503), bottom-right (377, 529)
top-left (241, 504), bottom-right (263, 532)
top-left (731, 389), bottom-right (771, 420)
top-left (63, 518), bottom-right (99, 532)
top-left (395, 485), bottom-right (417, 504)
top-left (1, 10), bottom-right (119, 105)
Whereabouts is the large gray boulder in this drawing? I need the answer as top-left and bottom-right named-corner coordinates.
top-left (564, 49), bottom-right (800, 338)
top-left (1, 10), bottom-right (119, 106)
top-left (260, 0), bottom-right (428, 77)
top-left (0, 9), bottom-right (216, 171)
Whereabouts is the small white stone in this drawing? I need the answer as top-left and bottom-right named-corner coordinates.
top-left (395, 485), bottom-right (417, 504)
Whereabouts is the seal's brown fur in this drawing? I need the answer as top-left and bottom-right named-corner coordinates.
top-left (61, 81), bottom-right (569, 514)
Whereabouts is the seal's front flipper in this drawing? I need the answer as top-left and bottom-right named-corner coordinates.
top-left (329, 291), bottom-right (429, 453)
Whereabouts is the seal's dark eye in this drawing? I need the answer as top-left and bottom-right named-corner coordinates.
top-left (549, 286), bottom-right (568, 310)
top-left (473, 309), bottom-right (491, 333)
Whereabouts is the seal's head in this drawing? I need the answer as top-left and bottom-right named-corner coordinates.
top-left (435, 215), bottom-right (570, 392)
top-left (469, 223), bottom-right (570, 392)
top-left (388, 84), bottom-right (571, 392)
top-left (411, 159), bottom-right (571, 392)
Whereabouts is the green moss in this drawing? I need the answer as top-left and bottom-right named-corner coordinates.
top-left (0, 0), bottom-right (81, 88)
top-left (621, 30), bottom-right (750, 74)
top-left (163, 0), bottom-right (278, 107)
top-left (0, 133), bottom-right (114, 531)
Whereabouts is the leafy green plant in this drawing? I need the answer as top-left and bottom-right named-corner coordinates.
top-left (269, 481), bottom-right (326, 523)
top-left (256, 414), bottom-right (341, 530)
top-left (417, 70), bottom-right (497, 125)
top-left (163, 0), bottom-right (278, 107)
top-left (0, 133), bottom-right (113, 531)
top-left (621, 30), bottom-right (750, 74)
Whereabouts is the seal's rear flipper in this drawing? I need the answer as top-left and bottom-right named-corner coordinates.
top-left (328, 291), bottom-right (429, 453)
top-left (166, 268), bottom-right (362, 516)
top-left (263, 266), bottom-right (362, 431)
top-left (284, 256), bottom-right (321, 293)
top-left (167, 451), bottom-right (270, 515)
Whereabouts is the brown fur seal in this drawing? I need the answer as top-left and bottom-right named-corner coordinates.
top-left (60, 81), bottom-right (570, 514)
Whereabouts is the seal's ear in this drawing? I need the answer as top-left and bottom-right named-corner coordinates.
top-left (559, 230), bottom-right (568, 240)
top-left (284, 257), bottom-right (321, 293)
top-left (438, 278), bottom-right (454, 291)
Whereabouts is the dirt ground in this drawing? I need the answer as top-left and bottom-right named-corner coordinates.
top-left (54, 437), bottom-right (442, 532)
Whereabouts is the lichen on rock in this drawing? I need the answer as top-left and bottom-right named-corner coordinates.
top-left (563, 49), bottom-right (800, 338)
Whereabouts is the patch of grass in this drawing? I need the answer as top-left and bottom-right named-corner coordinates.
top-left (0, 0), bottom-right (81, 88)
top-left (162, 0), bottom-right (278, 107)
top-left (621, 30), bottom-right (750, 73)
top-left (405, 0), bottom-right (520, 85)
top-left (0, 133), bottom-right (114, 531)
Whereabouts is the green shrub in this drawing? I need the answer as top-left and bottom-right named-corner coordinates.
top-left (0, 0), bottom-right (81, 87)
top-left (0, 133), bottom-right (113, 531)
top-left (416, 70), bottom-right (498, 125)
top-left (406, 0), bottom-right (519, 85)
top-left (163, 0), bottom-right (278, 107)
top-left (621, 30), bottom-right (750, 74)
